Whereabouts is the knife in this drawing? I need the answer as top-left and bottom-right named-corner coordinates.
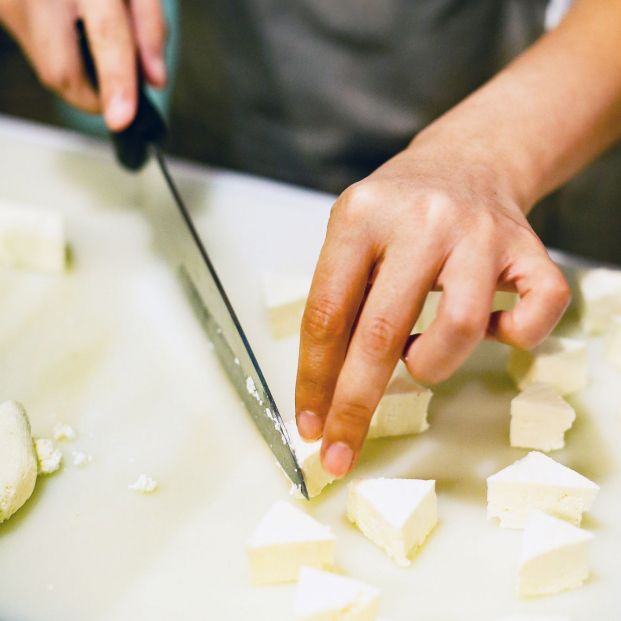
top-left (76, 22), bottom-right (308, 499)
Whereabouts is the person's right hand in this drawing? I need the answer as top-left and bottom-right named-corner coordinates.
top-left (0, 0), bottom-right (167, 130)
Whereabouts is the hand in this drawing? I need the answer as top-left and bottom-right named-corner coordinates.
top-left (0, 0), bottom-right (166, 130)
top-left (295, 129), bottom-right (570, 478)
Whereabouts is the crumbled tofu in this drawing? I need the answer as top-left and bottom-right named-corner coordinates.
top-left (71, 450), bottom-right (92, 467)
top-left (261, 272), bottom-right (311, 339)
top-left (347, 478), bottom-right (437, 566)
top-left (247, 501), bottom-right (336, 585)
top-left (368, 366), bottom-right (432, 439)
top-left (519, 510), bottom-right (593, 597)
top-left (508, 337), bottom-right (587, 395)
top-left (295, 567), bottom-right (380, 621)
top-left (128, 474), bottom-right (158, 494)
top-left (286, 422), bottom-right (336, 498)
top-left (53, 423), bottom-right (76, 442)
top-left (510, 383), bottom-right (576, 452)
top-left (0, 401), bottom-right (38, 523)
top-left (35, 438), bottom-right (62, 475)
top-left (487, 452), bottom-right (599, 528)
top-left (0, 202), bottom-right (66, 273)
top-left (577, 268), bottom-right (621, 334)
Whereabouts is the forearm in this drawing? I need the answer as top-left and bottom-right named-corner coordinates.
top-left (413, 0), bottom-right (621, 212)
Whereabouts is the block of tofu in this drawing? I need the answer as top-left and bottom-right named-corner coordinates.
top-left (286, 422), bottom-right (336, 498)
top-left (295, 567), bottom-right (380, 621)
top-left (368, 367), bottom-right (432, 439)
top-left (510, 383), bottom-right (576, 452)
top-left (487, 451), bottom-right (599, 528)
top-left (0, 401), bottom-right (38, 523)
top-left (507, 337), bottom-right (587, 395)
top-left (605, 315), bottom-right (621, 372)
top-left (261, 272), bottom-right (311, 339)
top-left (519, 510), bottom-right (593, 597)
top-left (577, 268), bottom-right (621, 334)
top-left (347, 478), bottom-right (437, 566)
top-left (0, 202), bottom-right (66, 273)
top-left (247, 501), bottom-right (336, 585)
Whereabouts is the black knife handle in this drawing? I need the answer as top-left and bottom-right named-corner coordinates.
top-left (76, 20), bottom-right (167, 171)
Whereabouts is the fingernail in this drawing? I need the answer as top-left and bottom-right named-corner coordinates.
top-left (402, 333), bottom-right (421, 361)
top-left (323, 442), bottom-right (354, 478)
top-left (105, 93), bottom-right (133, 130)
top-left (297, 411), bottom-right (323, 441)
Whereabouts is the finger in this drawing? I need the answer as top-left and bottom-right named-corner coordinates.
top-left (404, 246), bottom-right (497, 385)
top-left (295, 218), bottom-right (374, 442)
top-left (81, 0), bottom-right (137, 130)
top-left (320, 251), bottom-right (437, 477)
top-left (129, 0), bottom-right (167, 87)
top-left (487, 254), bottom-right (570, 349)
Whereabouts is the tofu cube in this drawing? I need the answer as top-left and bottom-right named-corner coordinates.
top-left (261, 272), bottom-right (310, 339)
top-left (295, 567), bottom-right (380, 621)
top-left (347, 478), bottom-right (437, 566)
top-left (368, 367), bottom-right (432, 439)
top-left (507, 337), bottom-right (587, 395)
top-left (510, 383), bottom-right (576, 452)
top-left (0, 202), bottom-right (66, 273)
top-left (487, 451), bottom-right (599, 529)
top-left (519, 510), bottom-right (593, 597)
top-left (247, 501), bottom-right (336, 585)
top-left (577, 268), bottom-right (621, 334)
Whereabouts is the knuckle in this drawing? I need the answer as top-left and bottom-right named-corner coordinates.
top-left (337, 182), bottom-right (377, 221)
top-left (360, 315), bottom-right (401, 359)
top-left (333, 400), bottom-right (372, 432)
top-left (542, 273), bottom-right (571, 309)
top-left (302, 297), bottom-right (348, 343)
top-left (445, 305), bottom-right (487, 341)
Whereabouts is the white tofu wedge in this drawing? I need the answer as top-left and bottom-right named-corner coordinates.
top-left (295, 567), bottom-right (380, 621)
top-left (286, 422), bottom-right (336, 499)
top-left (510, 384), bottom-right (576, 452)
top-left (368, 367), bottom-right (432, 439)
top-left (507, 337), bottom-right (587, 395)
top-left (0, 401), bottom-right (38, 523)
top-left (577, 268), bottom-right (621, 334)
top-left (261, 272), bottom-right (310, 339)
top-left (347, 478), bottom-right (437, 566)
top-left (247, 501), bottom-right (336, 585)
top-left (605, 315), bottom-right (621, 372)
top-left (519, 511), bottom-right (593, 597)
top-left (0, 202), bottom-right (66, 273)
top-left (487, 452), bottom-right (599, 528)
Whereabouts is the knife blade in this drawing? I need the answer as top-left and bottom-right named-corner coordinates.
top-left (76, 22), bottom-right (308, 498)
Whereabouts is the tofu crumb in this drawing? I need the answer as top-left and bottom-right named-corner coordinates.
top-left (53, 423), bottom-right (76, 442)
top-left (128, 474), bottom-right (158, 494)
top-left (35, 438), bottom-right (62, 474)
top-left (71, 450), bottom-right (92, 467)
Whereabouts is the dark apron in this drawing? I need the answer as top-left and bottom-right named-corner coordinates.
top-left (168, 0), bottom-right (621, 264)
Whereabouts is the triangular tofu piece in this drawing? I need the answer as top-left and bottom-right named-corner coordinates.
top-left (368, 365), bottom-right (432, 439)
top-left (247, 501), bottom-right (335, 584)
top-left (510, 383), bottom-right (576, 452)
top-left (347, 478), bottom-right (437, 566)
top-left (286, 421), bottom-right (336, 498)
top-left (487, 452), bottom-right (599, 528)
top-left (261, 272), bottom-right (310, 339)
top-left (519, 510), bottom-right (593, 597)
top-left (295, 567), bottom-right (380, 621)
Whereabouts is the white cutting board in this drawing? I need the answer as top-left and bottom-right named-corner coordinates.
top-left (0, 116), bottom-right (619, 621)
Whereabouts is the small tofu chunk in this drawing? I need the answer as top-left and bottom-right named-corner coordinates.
top-left (605, 315), bottom-right (621, 372)
top-left (247, 501), bottom-right (336, 585)
top-left (35, 438), bottom-right (62, 475)
top-left (510, 383), bottom-right (576, 452)
top-left (487, 451), bottom-right (599, 528)
top-left (519, 510), bottom-right (593, 597)
top-left (261, 272), bottom-right (310, 339)
top-left (368, 367), bottom-right (432, 439)
top-left (128, 474), bottom-right (158, 494)
top-left (347, 478), bottom-right (437, 566)
top-left (295, 567), bottom-right (380, 621)
top-left (577, 268), bottom-right (621, 334)
top-left (0, 202), bottom-right (66, 273)
top-left (53, 423), bottom-right (76, 442)
top-left (508, 337), bottom-right (587, 395)
top-left (0, 401), bottom-right (38, 523)
top-left (286, 422), bottom-right (336, 498)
